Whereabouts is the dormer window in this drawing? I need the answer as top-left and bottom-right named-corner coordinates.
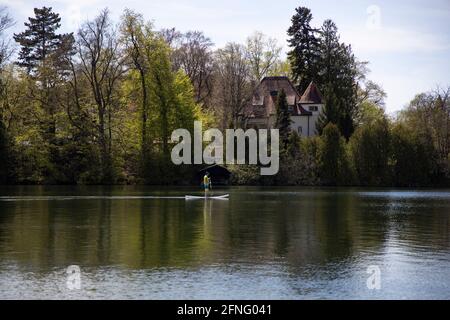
top-left (270, 90), bottom-right (278, 97)
top-left (309, 106), bottom-right (318, 112)
top-left (252, 95), bottom-right (264, 106)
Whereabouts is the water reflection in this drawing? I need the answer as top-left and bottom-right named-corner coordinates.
top-left (0, 187), bottom-right (449, 299)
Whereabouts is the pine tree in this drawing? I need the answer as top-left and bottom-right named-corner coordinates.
top-left (316, 83), bottom-right (340, 134)
top-left (275, 89), bottom-right (292, 150)
top-left (287, 7), bottom-right (320, 93)
top-left (13, 7), bottom-right (71, 74)
top-left (13, 7), bottom-right (74, 128)
top-left (318, 20), bottom-right (340, 86)
top-left (316, 19), bottom-right (358, 139)
top-left (13, 7), bottom-right (75, 183)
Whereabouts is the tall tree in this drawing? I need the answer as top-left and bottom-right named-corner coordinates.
top-left (13, 7), bottom-right (75, 182)
top-left (0, 6), bottom-right (14, 183)
top-left (0, 6), bottom-right (13, 73)
top-left (170, 30), bottom-right (214, 108)
top-left (76, 9), bottom-right (126, 183)
top-left (399, 87), bottom-right (450, 181)
top-left (275, 89), bottom-right (291, 149)
top-left (214, 42), bottom-right (252, 129)
top-left (245, 31), bottom-right (282, 81)
top-left (159, 28), bottom-right (182, 47)
top-left (120, 9), bottom-right (152, 169)
top-left (316, 19), bottom-right (358, 139)
top-left (0, 6), bottom-right (13, 105)
top-left (13, 7), bottom-right (72, 74)
top-left (13, 7), bottom-right (74, 123)
top-left (287, 6), bottom-right (320, 93)
top-left (122, 15), bottom-right (201, 183)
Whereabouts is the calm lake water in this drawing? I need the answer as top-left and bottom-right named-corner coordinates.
top-left (0, 186), bottom-right (449, 299)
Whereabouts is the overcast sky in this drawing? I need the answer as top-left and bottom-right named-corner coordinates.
top-left (2, 0), bottom-right (450, 114)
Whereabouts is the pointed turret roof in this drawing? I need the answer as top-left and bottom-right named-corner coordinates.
top-left (300, 81), bottom-right (323, 104)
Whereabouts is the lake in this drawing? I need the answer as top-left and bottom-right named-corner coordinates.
top-left (0, 186), bottom-right (449, 299)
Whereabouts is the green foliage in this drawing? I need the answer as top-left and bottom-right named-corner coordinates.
top-left (316, 83), bottom-right (340, 134)
top-left (275, 89), bottom-right (291, 149)
top-left (12, 125), bottom-right (48, 183)
top-left (231, 132), bottom-right (322, 186)
top-left (0, 6), bottom-right (448, 188)
top-left (229, 164), bottom-right (261, 185)
top-left (13, 6), bottom-right (73, 74)
top-left (267, 59), bottom-right (292, 78)
top-left (0, 119), bottom-right (10, 183)
top-left (12, 6), bottom-right (76, 184)
top-left (287, 7), bottom-right (320, 93)
top-left (397, 91), bottom-right (450, 183)
top-left (274, 132), bottom-right (319, 185)
top-left (121, 20), bottom-right (201, 184)
top-left (300, 137), bottom-right (321, 185)
top-left (318, 123), bottom-right (353, 185)
top-left (315, 20), bottom-right (357, 139)
top-left (349, 117), bottom-right (390, 186)
top-left (390, 124), bottom-right (440, 187)
top-left (354, 100), bottom-right (386, 127)
top-left (288, 10), bottom-right (358, 139)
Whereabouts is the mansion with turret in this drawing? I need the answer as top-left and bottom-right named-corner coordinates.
top-left (245, 76), bottom-right (324, 137)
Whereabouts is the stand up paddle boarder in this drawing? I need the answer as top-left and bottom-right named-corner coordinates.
top-left (203, 172), bottom-right (212, 196)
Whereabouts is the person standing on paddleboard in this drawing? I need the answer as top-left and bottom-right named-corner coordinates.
top-left (203, 172), bottom-right (212, 195)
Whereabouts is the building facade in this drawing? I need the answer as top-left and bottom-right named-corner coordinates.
top-left (245, 76), bottom-right (324, 137)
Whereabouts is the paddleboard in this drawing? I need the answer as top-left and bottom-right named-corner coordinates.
top-left (185, 194), bottom-right (229, 200)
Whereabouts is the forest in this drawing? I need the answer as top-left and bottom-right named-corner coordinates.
top-left (0, 6), bottom-right (449, 186)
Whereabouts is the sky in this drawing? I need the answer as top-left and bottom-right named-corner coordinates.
top-left (2, 0), bottom-right (450, 114)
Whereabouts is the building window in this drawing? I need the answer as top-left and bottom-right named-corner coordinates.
top-left (288, 105), bottom-right (293, 112)
top-left (298, 126), bottom-right (302, 135)
top-left (270, 90), bottom-right (278, 97)
top-left (309, 106), bottom-right (318, 112)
